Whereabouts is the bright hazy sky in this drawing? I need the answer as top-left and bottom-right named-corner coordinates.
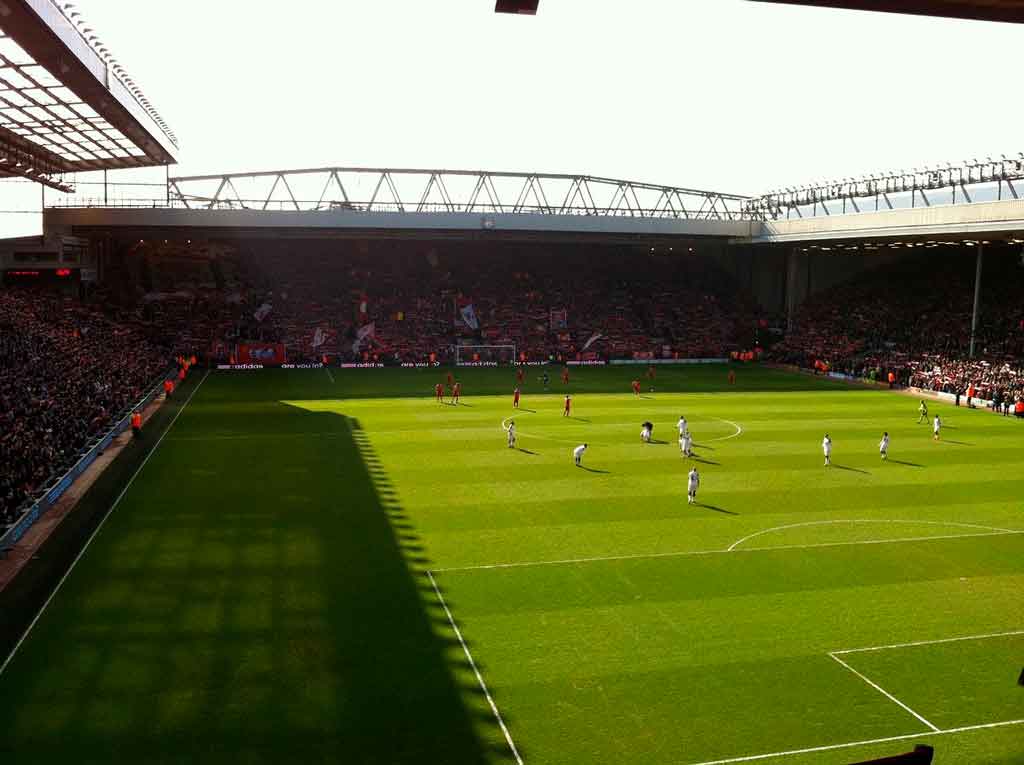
top-left (2, 0), bottom-right (1023, 235)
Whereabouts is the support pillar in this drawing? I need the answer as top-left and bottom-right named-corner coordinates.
top-left (969, 243), bottom-right (984, 358)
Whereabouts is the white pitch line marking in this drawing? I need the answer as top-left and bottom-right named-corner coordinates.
top-left (426, 570), bottom-right (524, 765)
top-left (727, 519), bottom-right (1017, 552)
top-left (684, 718), bottom-right (1024, 765)
top-left (828, 652), bottom-right (939, 732)
top-left (706, 417), bottom-right (743, 442)
top-left (0, 369), bottom-right (210, 678)
top-left (833, 629), bottom-right (1024, 656)
top-left (433, 528), bottom-right (1024, 573)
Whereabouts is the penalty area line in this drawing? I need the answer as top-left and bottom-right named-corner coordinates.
top-left (426, 570), bottom-right (524, 765)
top-left (684, 718), bottom-right (1024, 765)
top-left (828, 652), bottom-right (939, 732)
top-left (832, 629), bottom-right (1024, 656)
top-left (0, 369), bottom-right (210, 679)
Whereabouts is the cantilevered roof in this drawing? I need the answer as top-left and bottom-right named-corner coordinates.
top-left (0, 0), bottom-right (177, 190)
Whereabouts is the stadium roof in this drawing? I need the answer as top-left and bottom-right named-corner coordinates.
top-left (750, 0), bottom-right (1024, 24)
top-left (0, 0), bottom-right (177, 191)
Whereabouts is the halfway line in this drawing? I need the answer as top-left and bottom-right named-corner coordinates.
top-left (434, 529), bottom-right (1024, 573)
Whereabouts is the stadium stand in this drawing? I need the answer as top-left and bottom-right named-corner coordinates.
top-left (0, 287), bottom-right (171, 530)
top-left (771, 251), bottom-right (1024, 406)
top-left (125, 243), bottom-right (764, 364)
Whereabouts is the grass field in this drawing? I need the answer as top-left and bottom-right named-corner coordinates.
top-left (1, 364), bottom-right (1022, 764)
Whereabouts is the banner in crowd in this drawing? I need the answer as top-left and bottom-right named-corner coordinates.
top-left (352, 322), bottom-right (376, 353)
top-left (459, 303), bottom-right (479, 330)
top-left (581, 332), bottom-right (603, 351)
top-left (238, 343), bottom-right (287, 365)
top-left (312, 327), bottom-right (327, 348)
top-left (549, 308), bottom-right (568, 330)
top-left (253, 302), bottom-right (273, 322)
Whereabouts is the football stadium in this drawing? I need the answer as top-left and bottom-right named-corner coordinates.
top-left (1, 2), bottom-right (1022, 764)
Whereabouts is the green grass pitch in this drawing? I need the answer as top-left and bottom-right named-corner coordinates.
top-left (1, 364), bottom-right (1022, 764)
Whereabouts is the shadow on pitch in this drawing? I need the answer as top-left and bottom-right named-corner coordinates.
top-left (699, 503), bottom-right (737, 516)
top-left (832, 463), bottom-right (870, 474)
top-left (577, 465), bottom-right (610, 474)
top-left (515, 408), bottom-right (537, 413)
top-left (939, 438), bottom-right (971, 446)
top-left (887, 458), bottom-right (924, 467)
top-left (517, 448), bottom-right (538, 455)
top-left (691, 456), bottom-right (720, 465)
top-left (567, 416), bottom-right (591, 423)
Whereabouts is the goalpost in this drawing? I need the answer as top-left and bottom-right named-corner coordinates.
top-left (454, 344), bottom-right (517, 366)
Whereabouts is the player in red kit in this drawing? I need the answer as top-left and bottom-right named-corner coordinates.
top-left (631, 379), bottom-right (641, 396)
top-left (446, 371), bottom-right (454, 387)
top-left (435, 383), bottom-right (444, 402)
top-left (513, 387), bottom-right (521, 408)
top-left (516, 366), bottom-right (524, 385)
top-left (563, 394), bottom-right (571, 417)
top-left (452, 381), bottom-right (461, 405)
top-left (561, 367), bottom-right (570, 385)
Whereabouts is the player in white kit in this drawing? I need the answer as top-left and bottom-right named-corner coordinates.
top-left (879, 431), bottom-right (889, 460)
top-left (677, 416), bottom-right (688, 438)
top-left (933, 415), bottom-right (941, 441)
top-left (680, 431), bottom-right (693, 458)
top-left (507, 420), bottom-right (516, 449)
top-left (573, 443), bottom-right (588, 466)
top-left (641, 421), bottom-right (653, 443)
top-left (687, 467), bottom-right (699, 504)
top-left (822, 433), bottom-right (832, 466)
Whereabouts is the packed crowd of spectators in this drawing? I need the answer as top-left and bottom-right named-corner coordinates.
top-left (0, 286), bottom-right (170, 531)
top-left (772, 250), bottom-right (1024, 409)
top-left (191, 243), bottom-right (764, 364)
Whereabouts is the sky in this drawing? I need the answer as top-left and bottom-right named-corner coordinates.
top-left (2, 0), bottom-right (1023, 235)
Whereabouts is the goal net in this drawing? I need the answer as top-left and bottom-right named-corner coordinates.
top-left (454, 344), bottom-right (517, 366)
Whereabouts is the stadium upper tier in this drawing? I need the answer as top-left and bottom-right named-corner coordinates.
top-left (0, 0), bottom-right (177, 191)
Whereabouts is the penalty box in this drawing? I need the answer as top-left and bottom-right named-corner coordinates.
top-left (829, 631), bottom-right (1024, 734)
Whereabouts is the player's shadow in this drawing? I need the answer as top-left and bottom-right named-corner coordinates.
top-left (568, 417), bottom-right (591, 423)
top-left (457, 402), bottom-right (474, 407)
top-left (887, 458), bottom-right (923, 467)
top-left (646, 439), bottom-right (669, 445)
top-left (833, 463), bottom-right (870, 474)
top-left (699, 503), bottom-right (737, 516)
top-left (693, 443), bottom-right (715, 450)
top-left (517, 448), bottom-right (538, 455)
top-left (578, 465), bottom-right (610, 474)
top-left (940, 439), bottom-right (971, 445)
top-left (692, 456), bottom-right (720, 465)
top-left (516, 408), bottom-right (537, 413)
top-left (639, 395), bottom-right (655, 400)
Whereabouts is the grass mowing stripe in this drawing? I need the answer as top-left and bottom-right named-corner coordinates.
top-left (0, 369), bottom-right (209, 678)
top-left (827, 652), bottom-right (939, 731)
top-left (426, 570), bottom-right (524, 765)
